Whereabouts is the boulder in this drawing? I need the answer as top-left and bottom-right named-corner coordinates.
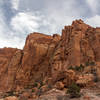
top-left (38, 89), bottom-right (67, 100)
top-left (4, 96), bottom-right (18, 100)
top-left (76, 74), bottom-right (94, 87)
top-left (55, 82), bottom-right (64, 90)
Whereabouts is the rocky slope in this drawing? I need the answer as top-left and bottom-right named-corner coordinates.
top-left (0, 19), bottom-right (100, 100)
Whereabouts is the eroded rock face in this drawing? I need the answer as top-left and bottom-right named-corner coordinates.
top-left (14, 33), bottom-right (61, 90)
top-left (50, 19), bottom-right (100, 77)
top-left (0, 19), bottom-right (100, 93)
top-left (0, 48), bottom-right (18, 92)
top-left (0, 33), bottom-right (61, 92)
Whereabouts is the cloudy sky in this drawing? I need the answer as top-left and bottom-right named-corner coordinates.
top-left (0, 0), bottom-right (100, 49)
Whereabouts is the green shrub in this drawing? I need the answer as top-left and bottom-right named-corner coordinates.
top-left (48, 84), bottom-right (52, 89)
top-left (25, 82), bottom-right (38, 89)
top-left (93, 72), bottom-right (99, 82)
top-left (7, 91), bottom-right (15, 96)
top-left (33, 82), bottom-right (38, 87)
top-left (90, 61), bottom-right (95, 66)
top-left (94, 76), bottom-right (99, 82)
top-left (75, 65), bottom-right (84, 72)
top-left (79, 64), bottom-right (84, 71)
top-left (85, 61), bottom-right (90, 66)
top-left (36, 80), bottom-right (43, 88)
top-left (68, 64), bottom-right (84, 72)
top-left (67, 82), bottom-right (81, 98)
top-left (75, 66), bottom-right (80, 71)
top-left (40, 81), bottom-right (43, 87)
top-left (80, 64), bottom-right (84, 68)
top-left (85, 61), bottom-right (96, 66)
top-left (38, 81), bottom-right (44, 89)
top-left (68, 66), bottom-right (74, 70)
top-left (32, 89), bottom-right (35, 92)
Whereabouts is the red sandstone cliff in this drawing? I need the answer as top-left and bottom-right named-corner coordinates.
top-left (0, 20), bottom-right (100, 96)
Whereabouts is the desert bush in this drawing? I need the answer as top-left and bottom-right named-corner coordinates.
top-left (36, 80), bottom-right (44, 89)
top-left (90, 61), bottom-right (95, 66)
top-left (74, 66), bottom-right (80, 71)
top-left (7, 91), bottom-right (15, 96)
top-left (85, 61), bottom-right (90, 66)
top-left (33, 82), bottom-right (38, 87)
top-left (67, 82), bottom-right (81, 98)
top-left (75, 64), bottom-right (84, 72)
top-left (94, 76), bottom-right (99, 82)
top-left (68, 64), bottom-right (84, 72)
top-left (32, 89), bottom-right (35, 92)
top-left (48, 84), bottom-right (52, 89)
top-left (25, 82), bottom-right (38, 89)
top-left (93, 72), bottom-right (99, 82)
top-left (68, 66), bottom-right (74, 70)
top-left (85, 61), bottom-right (96, 66)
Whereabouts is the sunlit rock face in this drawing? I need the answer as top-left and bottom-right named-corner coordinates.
top-left (0, 48), bottom-right (18, 91)
top-left (51, 20), bottom-right (100, 75)
top-left (0, 20), bottom-right (100, 92)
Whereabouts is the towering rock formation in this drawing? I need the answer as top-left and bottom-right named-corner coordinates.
top-left (0, 19), bottom-right (100, 92)
top-left (50, 19), bottom-right (100, 84)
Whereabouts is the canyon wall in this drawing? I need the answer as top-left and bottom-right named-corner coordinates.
top-left (0, 20), bottom-right (100, 92)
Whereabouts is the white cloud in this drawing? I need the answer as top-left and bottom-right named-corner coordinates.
top-left (0, 6), bottom-right (40, 49)
top-left (0, 37), bottom-right (24, 49)
top-left (41, 15), bottom-right (77, 35)
top-left (0, 5), bottom-right (11, 38)
top-left (87, 0), bottom-right (95, 7)
top-left (11, 12), bottom-right (40, 35)
top-left (38, 0), bottom-right (80, 34)
top-left (86, 15), bottom-right (100, 27)
top-left (11, 0), bottom-right (19, 10)
top-left (86, 0), bottom-right (98, 13)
